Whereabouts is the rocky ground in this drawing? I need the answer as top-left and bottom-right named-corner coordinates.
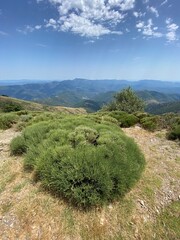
top-left (123, 126), bottom-right (180, 208)
top-left (0, 129), bottom-right (20, 166)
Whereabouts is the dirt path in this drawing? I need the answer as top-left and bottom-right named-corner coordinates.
top-left (123, 126), bottom-right (180, 210)
top-left (0, 128), bottom-right (20, 166)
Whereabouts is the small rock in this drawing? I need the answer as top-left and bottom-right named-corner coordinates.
top-left (138, 200), bottom-right (145, 206)
top-left (156, 209), bottom-right (159, 214)
top-left (108, 204), bottom-right (113, 210)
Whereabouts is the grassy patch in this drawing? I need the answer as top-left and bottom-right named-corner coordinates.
top-left (12, 181), bottom-right (28, 193)
top-left (0, 113), bottom-right (19, 129)
top-left (1, 201), bottom-right (13, 214)
top-left (154, 201), bottom-right (180, 239)
top-left (0, 170), bottom-right (17, 193)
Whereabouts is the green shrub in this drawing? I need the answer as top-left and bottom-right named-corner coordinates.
top-left (10, 136), bottom-right (27, 155)
top-left (68, 126), bottom-right (99, 147)
top-left (11, 115), bottom-right (145, 208)
top-left (0, 113), bottom-right (19, 129)
top-left (2, 102), bottom-right (23, 112)
top-left (134, 111), bottom-right (150, 120)
top-left (160, 113), bottom-right (180, 130)
top-left (167, 125), bottom-right (180, 141)
top-left (140, 116), bottom-right (159, 131)
top-left (108, 111), bottom-right (139, 128)
top-left (105, 87), bottom-right (144, 113)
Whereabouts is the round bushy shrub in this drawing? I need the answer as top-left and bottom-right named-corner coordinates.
top-left (10, 135), bottom-right (27, 155)
top-left (167, 125), bottom-right (180, 141)
top-left (108, 111), bottom-right (139, 127)
top-left (12, 115), bottom-right (145, 208)
top-left (140, 116), bottom-right (159, 131)
top-left (0, 113), bottom-right (19, 129)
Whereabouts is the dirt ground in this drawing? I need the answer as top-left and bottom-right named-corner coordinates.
top-left (123, 126), bottom-right (180, 209)
top-left (0, 128), bottom-right (20, 166)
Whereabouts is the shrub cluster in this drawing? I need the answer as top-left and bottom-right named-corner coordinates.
top-left (1, 102), bottom-right (23, 112)
top-left (167, 125), bottom-right (180, 141)
top-left (11, 115), bottom-right (145, 208)
top-left (0, 113), bottom-right (19, 130)
top-left (108, 111), bottom-right (139, 128)
top-left (105, 87), bottom-right (144, 113)
top-left (140, 116), bottom-right (160, 132)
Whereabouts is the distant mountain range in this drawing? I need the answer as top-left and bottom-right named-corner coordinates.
top-left (0, 79), bottom-right (180, 113)
top-left (0, 80), bottom-right (51, 86)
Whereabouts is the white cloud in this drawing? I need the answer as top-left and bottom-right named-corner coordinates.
top-left (161, 0), bottom-right (168, 6)
top-left (17, 25), bottom-right (34, 34)
top-left (166, 18), bottom-right (179, 42)
top-left (0, 30), bottom-right (8, 36)
top-left (43, 0), bottom-right (136, 37)
top-left (136, 21), bottom-right (144, 28)
top-left (108, 0), bottom-right (135, 11)
top-left (36, 0), bottom-right (179, 43)
top-left (60, 14), bottom-right (111, 37)
top-left (36, 43), bottom-right (47, 47)
top-left (35, 25), bottom-right (42, 30)
top-left (133, 11), bottom-right (145, 18)
top-left (136, 19), bottom-right (162, 38)
top-left (17, 25), bottom-right (42, 34)
top-left (147, 6), bottom-right (159, 17)
top-left (45, 18), bottom-right (58, 29)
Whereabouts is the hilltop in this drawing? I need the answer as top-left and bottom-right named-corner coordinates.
top-left (0, 96), bottom-right (86, 114)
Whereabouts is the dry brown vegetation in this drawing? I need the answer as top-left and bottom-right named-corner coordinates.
top-left (0, 96), bottom-right (86, 114)
top-left (0, 126), bottom-right (179, 240)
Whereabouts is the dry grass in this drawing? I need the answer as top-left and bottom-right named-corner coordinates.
top-left (0, 126), bottom-right (179, 240)
top-left (0, 96), bottom-right (87, 114)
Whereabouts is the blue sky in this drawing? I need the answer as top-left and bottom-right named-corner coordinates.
top-left (0, 0), bottom-right (180, 81)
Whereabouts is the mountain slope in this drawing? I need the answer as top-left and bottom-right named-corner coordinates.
top-left (0, 79), bottom-right (180, 102)
top-left (146, 101), bottom-right (180, 114)
top-left (0, 96), bottom-right (86, 114)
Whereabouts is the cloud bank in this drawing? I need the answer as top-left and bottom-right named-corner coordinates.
top-left (23, 0), bottom-right (179, 43)
top-left (42, 0), bottom-right (135, 37)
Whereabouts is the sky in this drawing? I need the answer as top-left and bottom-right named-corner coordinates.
top-left (0, 0), bottom-right (180, 81)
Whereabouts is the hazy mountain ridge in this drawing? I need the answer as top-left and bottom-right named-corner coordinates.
top-left (0, 79), bottom-right (180, 113)
top-left (146, 101), bottom-right (180, 114)
top-left (0, 79), bottom-right (180, 101)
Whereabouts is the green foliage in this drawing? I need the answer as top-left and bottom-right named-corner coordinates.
top-left (106, 87), bottom-right (144, 113)
top-left (0, 113), bottom-right (19, 129)
top-left (68, 126), bottom-right (99, 147)
top-left (155, 201), bottom-right (180, 239)
top-left (134, 111), bottom-right (150, 120)
top-left (146, 101), bottom-right (180, 115)
top-left (108, 111), bottom-right (139, 128)
top-left (10, 136), bottom-right (27, 155)
top-left (11, 115), bottom-right (145, 208)
top-left (167, 125), bottom-right (180, 140)
top-left (1, 102), bottom-right (23, 112)
top-left (140, 116), bottom-right (159, 132)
